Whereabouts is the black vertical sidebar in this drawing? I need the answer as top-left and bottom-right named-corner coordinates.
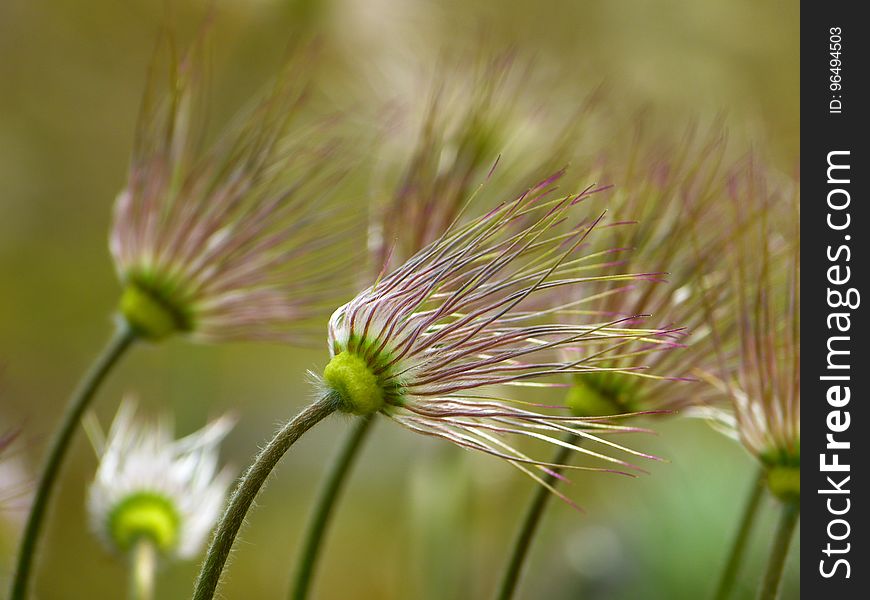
top-left (802, 2), bottom-right (868, 597)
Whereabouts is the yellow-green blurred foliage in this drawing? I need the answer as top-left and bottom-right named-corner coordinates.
top-left (1, 0), bottom-right (797, 598)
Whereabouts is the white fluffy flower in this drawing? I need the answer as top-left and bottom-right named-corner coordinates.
top-left (88, 400), bottom-right (234, 560)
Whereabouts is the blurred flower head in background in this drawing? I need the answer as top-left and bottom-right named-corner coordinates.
top-left (696, 159), bottom-right (800, 502)
top-left (563, 123), bottom-right (738, 418)
top-left (370, 50), bottom-right (605, 272)
top-left (88, 400), bottom-right (234, 560)
top-left (322, 174), bottom-right (677, 503)
top-left (110, 30), bottom-right (359, 344)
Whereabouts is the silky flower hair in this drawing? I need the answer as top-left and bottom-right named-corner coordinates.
top-left (321, 175), bottom-right (674, 496)
top-left (88, 401), bottom-right (234, 559)
top-left (698, 160), bottom-right (800, 502)
top-left (110, 35), bottom-right (357, 343)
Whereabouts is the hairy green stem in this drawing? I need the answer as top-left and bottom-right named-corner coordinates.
top-left (192, 395), bottom-right (338, 600)
top-left (495, 439), bottom-right (574, 600)
top-left (10, 324), bottom-right (136, 600)
top-left (130, 539), bottom-right (157, 600)
top-left (757, 502), bottom-right (799, 600)
top-left (289, 415), bottom-right (374, 600)
top-left (713, 466), bottom-right (766, 600)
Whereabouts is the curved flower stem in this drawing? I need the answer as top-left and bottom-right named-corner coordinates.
top-left (495, 437), bottom-right (575, 600)
top-left (10, 323), bottom-right (136, 600)
top-left (289, 415), bottom-right (374, 600)
top-left (130, 539), bottom-right (157, 600)
top-left (713, 466), bottom-right (766, 600)
top-left (757, 502), bottom-right (799, 600)
top-left (192, 394), bottom-right (339, 600)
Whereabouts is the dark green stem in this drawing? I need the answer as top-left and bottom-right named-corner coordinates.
top-left (713, 466), bottom-right (766, 600)
top-left (192, 395), bottom-right (339, 600)
top-left (289, 415), bottom-right (374, 600)
top-left (10, 323), bottom-right (136, 600)
top-left (495, 438), bottom-right (574, 600)
top-left (757, 502), bottom-right (799, 600)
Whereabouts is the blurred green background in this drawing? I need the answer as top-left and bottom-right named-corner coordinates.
top-left (1, 0), bottom-right (798, 599)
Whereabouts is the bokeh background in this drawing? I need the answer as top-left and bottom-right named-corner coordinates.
top-left (1, 0), bottom-right (798, 599)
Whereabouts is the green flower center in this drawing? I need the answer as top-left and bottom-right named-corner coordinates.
top-left (324, 333), bottom-right (406, 415)
top-left (762, 446), bottom-right (800, 503)
top-left (767, 466), bottom-right (800, 503)
top-left (565, 374), bottom-right (636, 417)
top-left (119, 281), bottom-right (192, 340)
top-left (108, 492), bottom-right (180, 554)
top-left (324, 351), bottom-right (386, 415)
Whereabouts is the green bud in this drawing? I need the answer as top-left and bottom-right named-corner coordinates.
top-left (324, 351), bottom-right (385, 415)
top-left (760, 445), bottom-right (800, 504)
top-left (108, 492), bottom-right (180, 554)
top-left (119, 283), bottom-right (190, 340)
top-left (767, 465), bottom-right (800, 504)
top-left (565, 376), bottom-right (635, 417)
